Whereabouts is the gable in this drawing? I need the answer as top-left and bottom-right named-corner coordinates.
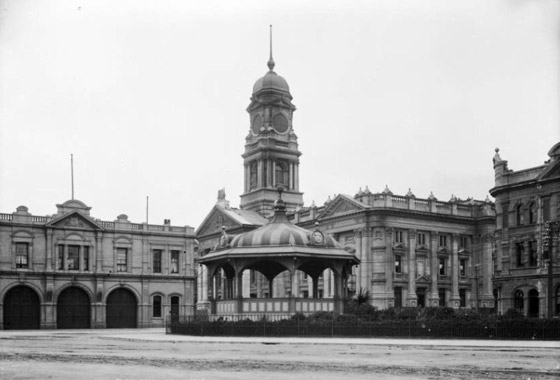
top-left (47, 211), bottom-right (102, 231)
top-left (538, 160), bottom-right (560, 181)
top-left (319, 195), bottom-right (368, 219)
top-left (196, 207), bottom-right (245, 237)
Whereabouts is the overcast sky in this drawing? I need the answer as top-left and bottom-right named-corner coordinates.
top-left (1, 0), bottom-right (559, 228)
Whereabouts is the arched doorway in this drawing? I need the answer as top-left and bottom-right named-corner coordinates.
top-left (106, 288), bottom-right (137, 328)
top-left (57, 287), bottom-right (91, 329)
top-left (3, 286), bottom-right (40, 330)
top-left (528, 289), bottom-right (539, 318)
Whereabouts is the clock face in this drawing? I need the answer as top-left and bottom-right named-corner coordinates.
top-left (312, 231), bottom-right (323, 245)
top-left (272, 113), bottom-right (289, 133)
top-left (251, 115), bottom-right (262, 134)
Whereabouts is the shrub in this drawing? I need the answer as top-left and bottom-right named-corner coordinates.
top-left (502, 308), bottom-right (525, 320)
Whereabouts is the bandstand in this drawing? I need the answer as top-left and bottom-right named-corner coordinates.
top-left (197, 189), bottom-right (360, 318)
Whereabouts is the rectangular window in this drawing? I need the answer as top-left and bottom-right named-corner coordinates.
top-left (439, 258), bottom-right (447, 276)
top-left (438, 288), bottom-right (446, 307)
top-left (439, 235), bottom-right (448, 247)
top-left (459, 289), bottom-right (466, 307)
top-left (82, 246), bottom-right (89, 271)
top-left (460, 259), bottom-right (467, 277)
top-left (67, 245), bottom-right (80, 270)
top-left (417, 232), bottom-right (426, 246)
top-left (394, 287), bottom-right (402, 308)
top-left (395, 230), bottom-right (403, 244)
top-left (459, 236), bottom-right (468, 250)
top-left (15, 243), bottom-right (29, 268)
top-left (153, 249), bottom-right (162, 273)
top-left (117, 248), bottom-right (128, 272)
top-left (170, 250), bottom-right (179, 273)
top-left (515, 243), bottom-right (524, 268)
top-left (394, 254), bottom-right (402, 274)
top-left (528, 241), bottom-right (537, 267)
top-left (58, 245), bottom-right (64, 270)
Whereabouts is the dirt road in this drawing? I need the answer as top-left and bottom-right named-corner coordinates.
top-left (0, 329), bottom-right (558, 380)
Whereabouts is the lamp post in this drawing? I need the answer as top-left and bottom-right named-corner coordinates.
top-left (542, 221), bottom-right (559, 319)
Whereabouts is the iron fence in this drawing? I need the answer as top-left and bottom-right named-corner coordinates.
top-left (166, 314), bottom-right (560, 340)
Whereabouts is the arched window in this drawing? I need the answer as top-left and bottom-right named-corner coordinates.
top-left (275, 161), bottom-right (289, 188)
top-left (514, 290), bottom-right (524, 311)
top-left (529, 202), bottom-right (537, 224)
top-left (516, 204), bottom-right (523, 226)
top-left (152, 295), bottom-right (162, 318)
top-left (249, 162), bottom-right (258, 190)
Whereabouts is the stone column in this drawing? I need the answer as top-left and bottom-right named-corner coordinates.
top-left (257, 160), bottom-right (263, 188)
top-left (385, 228), bottom-right (394, 307)
top-left (46, 229), bottom-right (53, 271)
top-left (480, 233), bottom-right (495, 309)
top-left (428, 232), bottom-right (439, 306)
top-left (406, 229), bottom-right (418, 307)
top-left (355, 229), bottom-right (365, 291)
top-left (450, 233), bottom-right (460, 308)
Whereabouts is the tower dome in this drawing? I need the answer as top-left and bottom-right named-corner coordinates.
top-left (251, 26), bottom-right (291, 96)
top-left (252, 71), bottom-right (290, 95)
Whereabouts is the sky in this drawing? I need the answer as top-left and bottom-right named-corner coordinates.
top-left (0, 0), bottom-right (559, 228)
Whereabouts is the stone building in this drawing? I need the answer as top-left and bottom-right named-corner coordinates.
top-left (0, 199), bottom-right (196, 329)
top-left (196, 47), bottom-right (497, 313)
top-left (490, 143), bottom-right (560, 317)
top-left (292, 189), bottom-right (495, 310)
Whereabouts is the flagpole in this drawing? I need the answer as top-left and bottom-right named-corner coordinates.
top-left (71, 154), bottom-right (74, 200)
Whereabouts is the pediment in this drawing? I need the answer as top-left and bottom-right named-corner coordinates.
top-left (416, 274), bottom-right (431, 284)
top-left (196, 207), bottom-right (245, 237)
top-left (47, 211), bottom-right (103, 231)
top-left (537, 160), bottom-right (560, 181)
top-left (319, 195), bottom-right (368, 219)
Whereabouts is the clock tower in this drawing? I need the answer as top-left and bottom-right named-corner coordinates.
top-left (239, 28), bottom-right (304, 216)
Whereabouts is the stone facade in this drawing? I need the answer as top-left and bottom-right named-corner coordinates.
top-left (0, 199), bottom-right (196, 329)
top-left (291, 190), bottom-right (496, 310)
top-left (490, 144), bottom-right (560, 317)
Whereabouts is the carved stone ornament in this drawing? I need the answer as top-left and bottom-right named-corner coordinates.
top-left (385, 227), bottom-right (393, 238)
top-left (408, 229), bottom-right (416, 239)
top-left (65, 216), bottom-right (84, 227)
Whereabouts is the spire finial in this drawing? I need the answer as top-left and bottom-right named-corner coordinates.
top-left (267, 25), bottom-right (275, 72)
